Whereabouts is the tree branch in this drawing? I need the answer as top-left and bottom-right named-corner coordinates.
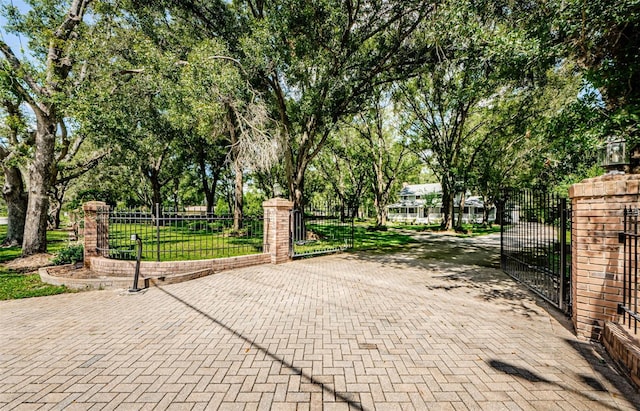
top-left (0, 40), bottom-right (47, 101)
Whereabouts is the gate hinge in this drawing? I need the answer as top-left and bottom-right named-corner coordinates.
top-left (619, 232), bottom-right (626, 244)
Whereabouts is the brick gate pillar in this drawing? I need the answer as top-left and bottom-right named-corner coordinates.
top-left (263, 198), bottom-right (294, 264)
top-left (570, 174), bottom-right (640, 340)
top-left (83, 201), bottom-right (108, 268)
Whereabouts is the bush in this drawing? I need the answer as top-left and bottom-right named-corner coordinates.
top-left (187, 221), bottom-right (209, 231)
top-left (52, 245), bottom-right (84, 265)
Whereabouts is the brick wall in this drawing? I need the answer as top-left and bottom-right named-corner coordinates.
top-left (263, 198), bottom-right (294, 264)
top-left (82, 198), bottom-right (293, 286)
top-left (570, 174), bottom-right (640, 340)
top-left (603, 321), bottom-right (640, 387)
top-left (83, 201), bottom-right (107, 268)
top-left (88, 253), bottom-right (271, 281)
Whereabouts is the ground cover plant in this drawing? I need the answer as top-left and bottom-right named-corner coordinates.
top-left (0, 226), bottom-right (74, 300)
top-left (0, 268), bottom-right (68, 300)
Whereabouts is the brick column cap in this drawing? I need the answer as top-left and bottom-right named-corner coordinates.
top-left (262, 198), bottom-right (294, 209)
top-left (570, 174), bottom-right (640, 199)
top-left (83, 201), bottom-right (108, 211)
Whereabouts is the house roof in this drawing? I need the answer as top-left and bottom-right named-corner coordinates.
top-left (399, 183), bottom-right (441, 197)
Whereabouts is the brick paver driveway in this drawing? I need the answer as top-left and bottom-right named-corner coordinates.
top-left (2, 233), bottom-right (640, 410)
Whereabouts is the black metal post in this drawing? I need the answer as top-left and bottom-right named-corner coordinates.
top-left (129, 234), bottom-right (143, 292)
top-left (156, 203), bottom-right (161, 262)
top-left (559, 198), bottom-right (567, 312)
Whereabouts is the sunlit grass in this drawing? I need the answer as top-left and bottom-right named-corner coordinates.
top-left (0, 226), bottom-right (74, 263)
top-left (0, 226), bottom-right (74, 300)
top-left (0, 268), bottom-right (69, 300)
top-left (107, 222), bottom-right (264, 262)
top-left (389, 222), bottom-right (501, 237)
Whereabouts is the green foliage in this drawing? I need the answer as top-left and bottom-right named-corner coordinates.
top-left (390, 222), bottom-right (501, 237)
top-left (352, 224), bottom-right (417, 251)
top-left (0, 269), bottom-right (69, 300)
top-left (52, 245), bottom-right (84, 265)
top-left (0, 227), bottom-right (71, 263)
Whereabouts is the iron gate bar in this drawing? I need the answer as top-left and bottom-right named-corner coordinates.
top-left (500, 189), bottom-right (571, 313)
top-left (618, 207), bottom-right (640, 334)
top-left (290, 207), bottom-right (355, 258)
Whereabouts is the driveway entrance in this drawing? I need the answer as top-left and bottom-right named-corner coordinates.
top-left (1, 233), bottom-right (639, 410)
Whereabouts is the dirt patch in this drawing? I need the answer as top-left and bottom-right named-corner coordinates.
top-left (46, 264), bottom-right (96, 279)
top-left (5, 253), bottom-right (53, 273)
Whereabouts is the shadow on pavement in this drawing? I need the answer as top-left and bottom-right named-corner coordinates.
top-left (347, 233), bottom-right (552, 319)
top-left (155, 285), bottom-right (364, 410)
top-left (488, 359), bottom-right (624, 409)
top-left (564, 339), bottom-right (640, 410)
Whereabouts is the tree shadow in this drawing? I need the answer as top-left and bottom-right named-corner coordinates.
top-left (488, 359), bottom-right (635, 410)
top-left (564, 338), bottom-right (640, 409)
top-left (155, 285), bottom-right (364, 410)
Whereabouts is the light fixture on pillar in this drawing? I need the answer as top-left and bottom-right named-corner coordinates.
top-left (600, 136), bottom-right (628, 174)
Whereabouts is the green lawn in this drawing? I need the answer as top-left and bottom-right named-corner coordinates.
top-left (390, 222), bottom-right (502, 237)
top-left (0, 268), bottom-right (68, 300)
top-left (0, 218), bottom-right (501, 300)
top-left (0, 226), bottom-right (72, 263)
top-left (107, 221), bottom-right (264, 261)
top-left (0, 226), bottom-right (74, 300)
top-left (292, 222), bottom-right (418, 255)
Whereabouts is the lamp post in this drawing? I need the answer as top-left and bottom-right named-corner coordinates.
top-left (129, 234), bottom-right (142, 292)
top-left (600, 136), bottom-right (629, 174)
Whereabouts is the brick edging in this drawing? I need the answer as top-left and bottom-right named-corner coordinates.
top-left (88, 253), bottom-right (271, 278)
top-left (603, 321), bottom-right (640, 388)
top-left (40, 253), bottom-right (272, 290)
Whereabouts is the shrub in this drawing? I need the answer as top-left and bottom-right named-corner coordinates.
top-left (52, 245), bottom-right (84, 265)
top-left (187, 221), bottom-right (209, 231)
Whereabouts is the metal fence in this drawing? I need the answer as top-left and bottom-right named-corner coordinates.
top-left (618, 207), bottom-right (640, 334)
top-left (290, 206), bottom-right (354, 258)
top-left (500, 189), bottom-right (572, 313)
top-left (96, 205), bottom-right (264, 261)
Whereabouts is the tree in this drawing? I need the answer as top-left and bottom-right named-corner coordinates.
top-left (237, 0), bottom-right (438, 210)
top-left (175, 40), bottom-right (278, 228)
top-left (0, 0), bottom-right (93, 254)
top-left (399, 0), bottom-right (547, 229)
top-left (350, 93), bottom-right (418, 227)
top-left (0, 95), bottom-right (28, 245)
top-left (315, 129), bottom-right (370, 219)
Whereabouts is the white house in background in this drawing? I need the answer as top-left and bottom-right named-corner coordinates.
top-left (386, 183), bottom-right (496, 224)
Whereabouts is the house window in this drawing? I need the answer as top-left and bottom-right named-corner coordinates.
top-left (463, 207), bottom-right (469, 213)
top-left (408, 208), bottom-right (416, 214)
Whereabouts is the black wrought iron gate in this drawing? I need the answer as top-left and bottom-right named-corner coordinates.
top-left (619, 207), bottom-right (640, 334)
top-left (290, 207), bottom-right (354, 258)
top-left (500, 189), bottom-right (572, 313)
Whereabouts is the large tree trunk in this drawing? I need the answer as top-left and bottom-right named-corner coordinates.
top-left (440, 180), bottom-right (454, 231)
top-left (2, 166), bottom-right (28, 246)
top-left (374, 199), bottom-right (387, 226)
top-left (233, 160), bottom-right (243, 231)
top-left (50, 181), bottom-right (69, 230)
top-left (150, 174), bottom-right (163, 220)
top-left (481, 194), bottom-right (492, 226)
top-left (456, 191), bottom-right (466, 228)
top-left (22, 117), bottom-right (57, 255)
top-left (197, 149), bottom-right (222, 214)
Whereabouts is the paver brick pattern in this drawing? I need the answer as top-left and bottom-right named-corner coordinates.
top-left (1, 233), bottom-right (640, 410)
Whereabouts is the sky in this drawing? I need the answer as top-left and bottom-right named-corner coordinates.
top-left (0, 0), bottom-right (32, 60)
